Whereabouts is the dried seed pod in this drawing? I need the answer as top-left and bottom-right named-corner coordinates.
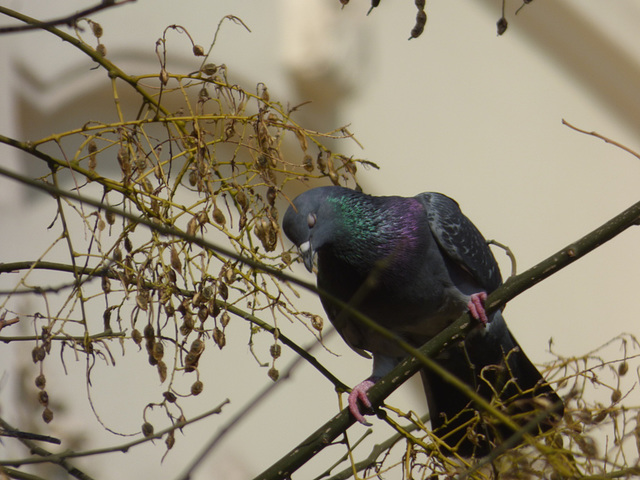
top-left (157, 360), bottom-right (167, 383)
top-left (235, 190), bottom-right (248, 210)
top-left (148, 353), bottom-right (158, 366)
top-left (191, 380), bottom-right (204, 396)
top-left (197, 305), bottom-right (209, 323)
top-left (165, 430), bottom-right (175, 450)
top-left (190, 338), bottom-right (205, 355)
top-left (223, 267), bottom-right (235, 284)
top-left (409, 14), bottom-right (426, 39)
top-left (186, 216), bottom-right (198, 236)
top-left (188, 169), bottom-right (198, 187)
top-left (594, 409), bottom-right (608, 423)
top-left (113, 246), bottom-right (123, 262)
top-left (105, 210), bottom-right (116, 225)
top-left (96, 43), bottom-right (107, 57)
top-left (132, 329), bottom-right (143, 345)
top-left (618, 361), bottom-right (629, 376)
top-left (180, 315), bottom-right (195, 337)
top-left (316, 151), bottom-right (327, 173)
top-left (201, 63), bottom-right (217, 75)
top-left (170, 246), bottom-right (182, 272)
top-left (268, 367), bottom-right (279, 382)
top-left (101, 276), bottom-right (111, 294)
top-left (31, 346), bottom-right (46, 363)
top-left (163, 391), bottom-right (177, 403)
top-left (266, 186), bottom-right (277, 206)
top-left (497, 17), bottom-right (508, 35)
top-left (202, 285), bottom-right (215, 300)
top-left (42, 408), bottom-right (53, 424)
top-left (611, 389), bottom-right (622, 403)
top-left (136, 291), bottom-right (149, 311)
top-left (91, 21), bottom-right (103, 38)
top-left (35, 374), bottom-right (46, 390)
top-left (143, 323), bottom-right (155, 339)
top-left (193, 44), bottom-right (205, 56)
top-left (159, 68), bottom-right (169, 85)
top-left (38, 390), bottom-right (49, 407)
top-left (153, 342), bottom-right (165, 361)
top-left (270, 344), bottom-right (281, 359)
top-left (311, 315), bottom-right (323, 332)
top-left (184, 352), bottom-right (199, 372)
top-left (220, 311), bottom-right (230, 328)
top-left (218, 282), bottom-right (228, 301)
top-left (142, 422), bottom-right (154, 437)
top-left (302, 154), bottom-right (314, 172)
top-left (213, 327), bottom-right (226, 349)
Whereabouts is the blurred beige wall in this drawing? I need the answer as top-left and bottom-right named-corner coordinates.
top-left (1, 1), bottom-right (639, 478)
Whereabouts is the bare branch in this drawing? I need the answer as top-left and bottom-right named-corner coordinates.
top-left (0, 2), bottom-right (137, 35)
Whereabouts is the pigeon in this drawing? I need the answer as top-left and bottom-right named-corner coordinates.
top-left (283, 185), bottom-right (563, 457)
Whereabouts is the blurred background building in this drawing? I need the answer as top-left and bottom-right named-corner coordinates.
top-left (1, 1), bottom-right (640, 478)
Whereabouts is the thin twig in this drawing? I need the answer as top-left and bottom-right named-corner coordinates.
top-left (0, 1), bottom-right (137, 35)
top-left (0, 401), bottom-right (228, 468)
top-left (562, 119), bottom-right (640, 161)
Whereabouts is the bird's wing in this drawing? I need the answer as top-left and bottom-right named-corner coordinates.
top-left (415, 192), bottom-right (502, 292)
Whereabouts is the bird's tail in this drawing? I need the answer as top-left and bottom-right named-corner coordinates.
top-left (420, 312), bottom-right (563, 457)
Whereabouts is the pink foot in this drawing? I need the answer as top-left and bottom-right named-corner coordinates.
top-left (467, 292), bottom-right (489, 326)
top-left (348, 379), bottom-right (375, 425)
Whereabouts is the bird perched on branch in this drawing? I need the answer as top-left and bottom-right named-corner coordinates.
top-left (283, 185), bottom-right (563, 457)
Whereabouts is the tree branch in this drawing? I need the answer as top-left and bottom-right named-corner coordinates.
top-left (0, 400), bottom-right (228, 469)
top-left (0, 1), bottom-right (137, 35)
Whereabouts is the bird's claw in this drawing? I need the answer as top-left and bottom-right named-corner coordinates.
top-left (468, 292), bottom-right (489, 326)
top-left (347, 379), bottom-right (375, 426)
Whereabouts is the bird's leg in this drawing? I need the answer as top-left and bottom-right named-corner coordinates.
top-left (467, 291), bottom-right (489, 326)
top-left (348, 379), bottom-right (376, 426)
top-left (348, 354), bottom-right (398, 425)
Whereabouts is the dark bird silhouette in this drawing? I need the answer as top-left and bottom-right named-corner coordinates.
top-left (283, 186), bottom-right (563, 457)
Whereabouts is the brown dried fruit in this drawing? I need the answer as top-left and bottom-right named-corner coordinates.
top-left (311, 315), bottom-right (323, 332)
top-left (153, 342), bottom-right (165, 361)
top-left (213, 327), bottom-right (226, 348)
top-left (42, 408), bottom-right (53, 424)
top-left (132, 329), bottom-right (143, 345)
top-left (31, 346), bottom-right (46, 363)
top-left (142, 422), bottom-right (154, 437)
top-left (143, 324), bottom-right (155, 339)
top-left (35, 374), bottom-right (46, 390)
top-left (618, 361), bottom-right (629, 376)
top-left (213, 206), bottom-right (226, 226)
top-left (165, 430), bottom-right (175, 450)
top-left (611, 389), bottom-right (622, 403)
top-left (157, 360), bottom-right (167, 383)
top-left (191, 380), bottom-right (204, 396)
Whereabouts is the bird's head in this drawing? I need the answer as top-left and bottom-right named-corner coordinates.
top-left (283, 186), bottom-right (347, 272)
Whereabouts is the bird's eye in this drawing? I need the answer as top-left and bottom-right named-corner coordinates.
top-left (307, 213), bottom-right (317, 228)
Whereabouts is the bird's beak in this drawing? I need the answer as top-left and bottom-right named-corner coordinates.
top-left (299, 241), bottom-right (316, 272)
